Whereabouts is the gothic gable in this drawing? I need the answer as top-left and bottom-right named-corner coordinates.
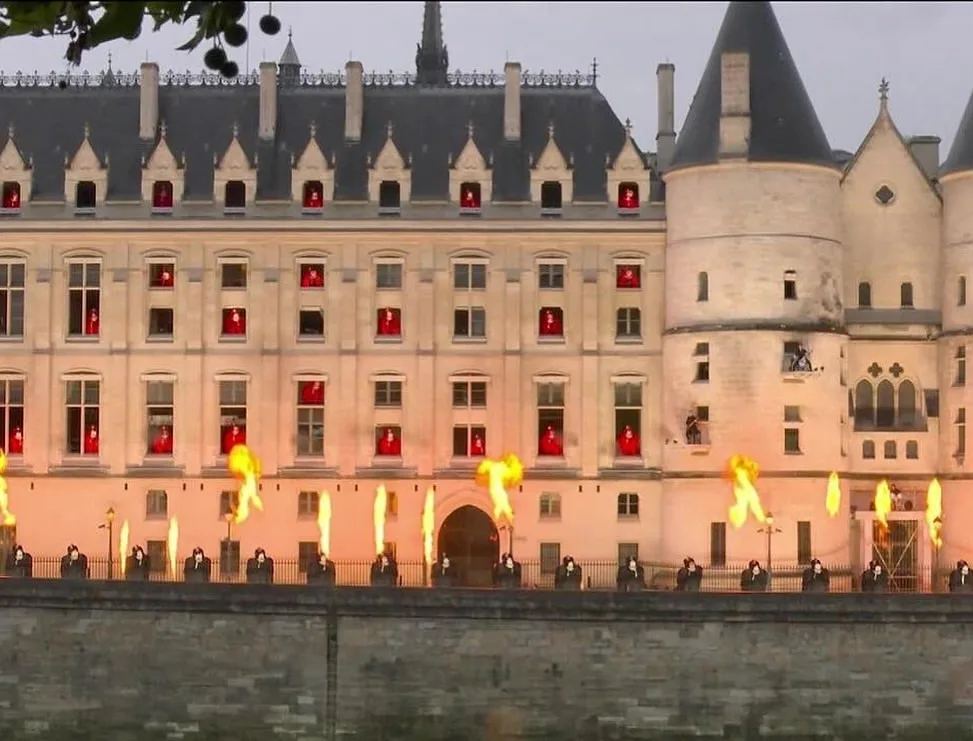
top-left (213, 123), bottom-right (256, 206)
top-left (368, 122), bottom-right (411, 202)
top-left (64, 124), bottom-right (108, 205)
top-left (142, 122), bottom-right (186, 204)
top-left (606, 120), bottom-right (649, 206)
top-left (449, 122), bottom-right (492, 204)
top-left (291, 122), bottom-right (335, 203)
top-left (530, 123), bottom-right (573, 204)
top-left (0, 125), bottom-right (32, 205)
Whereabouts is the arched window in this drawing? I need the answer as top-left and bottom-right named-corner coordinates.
top-left (898, 380), bottom-right (917, 428)
top-left (884, 440), bottom-right (897, 459)
top-left (858, 281), bottom-right (872, 308)
top-left (876, 380), bottom-right (895, 428)
top-left (862, 440), bottom-right (875, 459)
top-left (854, 380), bottom-right (874, 428)
top-left (905, 440), bottom-right (919, 459)
top-left (900, 282), bottom-right (914, 308)
top-left (697, 272), bottom-right (709, 302)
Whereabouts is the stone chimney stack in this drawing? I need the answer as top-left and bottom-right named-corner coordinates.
top-left (139, 62), bottom-right (159, 140)
top-left (258, 62), bottom-right (277, 141)
top-left (656, 63), bottom-right (676, 171)
top-left (504, 62), bottom-right (521, 141)
top-left (718, 52), bottom-right (751, 158)
top-left (345, 61), bottom-right (363, 141)
top-left (908, 135), bottom-right (941, 181)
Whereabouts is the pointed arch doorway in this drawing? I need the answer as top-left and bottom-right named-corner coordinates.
top-left (437, 505), bottom-right (499, 587)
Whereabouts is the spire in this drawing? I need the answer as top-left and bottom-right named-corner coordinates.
top-left (670, 1), bottom-right (834, 171)
top-left (415, 1), bottom-right (448, 86)
top-left (279, 28), bottom-right (302, 87)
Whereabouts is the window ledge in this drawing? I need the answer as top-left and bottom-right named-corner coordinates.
top-left (372, 456), bottom-right (403, 466)
top-left (784, 450), bottom-right (803, 456)
top-left (0, 335), bottom-right (24, 343)
top-left (534, 456), bottom-right (566, 467)
top-left (297, 336), bottom-right (327, 343)
top-left (452, 336), bottom-right (487, 344)
top-left (617, 515), bottom-right (640, 522)
top-left (66, 335), bottom-right (99, 342)
top-left (449, 456), bottom-right (482, 468)
top-left (685, 444), bottom-right (711, 455)
top-left (374, 336), bottom-right (403, 343)
top-left (52, 459), bottom-right (109, 475)
top-left (537, 336), bottom-right (565, 344)
top-left (615, 336), bottom-right (642, 344)
top-left (782, 372), bottom-right (812, 383)
top-left (146, 335), bottom-right (174, 343)
top-left (219, 335), bottom-right (248, 342)
top-left (613, 456), bottom-right (644, 467)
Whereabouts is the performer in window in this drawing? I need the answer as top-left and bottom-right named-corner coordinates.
top-left (300, 266), bottom-right (324, 288)
top-left (300, 380), bottom-right (324, 405)
top-left (616, 265), bottom-right (640, 289)
top-left (616, 425), bottom-right (640, 456)
top-left (151, 425), bottom-right (173, 455)
top-left (222, 308), bottom-right (246, 335)
top-left (538, 425), bottom-right (563, 456)
top-left (222, 422), bottom-right (246, 454)
top-left (83, 424), bottom-right (99, 455)
top-left (376, 427), bottom-right (401, 456)
top-left (538, 308), bottom-right (563, 337)
top-left (85, 307), bottom-right (100, 336)
top-left (7, 425), bottom-right (23, 455)
top-left (377, 308), bottom-right (401, 336)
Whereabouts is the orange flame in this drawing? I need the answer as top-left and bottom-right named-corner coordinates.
top-left (826, 472), bottom-right (841, 517)
top-left (167, 517), bottom-right (179, 577)
top-left (874, 480), bottom-right (892, 531)
top-left (925, 478), bottom-right (943, 549)
top-left (0, 451), bottom-right (14, 525)
top-left (373, 485), bottom-right (388, 555)
top-left (727, 455), bottom-right (765, 529)
top-left (475, 454), bottom-right (522, 526)
top-left (118, 520), bottom-right (130, 575)
top-left (317, 491), bottom-right (332, 557)
top-left (421, 488), bottom-right (435, 565)
top-left (227, 444), bottom-right (263, 524)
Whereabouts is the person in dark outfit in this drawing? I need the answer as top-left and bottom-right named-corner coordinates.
top-left (307, 552), bottom-right (336, 586)
top-left (431, 554), bottom-right (454, 587)
top-left (950, 561), bottom-right (973, 593)
top-left (370, 552), bottom-right (398, 587)
top-left (554, 556), bottom-right (583, 590)
top-left (125, 546), bottom-right (151, 581)
top-left (675, 557), bottom-right (702, 591)
top-left (617, 555), bottom-right (645, 592)
top-left (245, 548), bottom-right (274, 584)
top-left (7, 544), bottom-right (32, 578)
top-left (860, 561), bottom-right (889, 592)
top-left (60, 545), bottom-right (88, 580)
top-left (494, 553), bottom-right (522, 589)
top-left (801, 559), bottom-right (830, 593)
top-left (740, 560), bottom-right (770, 592)
top-left (183, 547), bottom-right (212, 583)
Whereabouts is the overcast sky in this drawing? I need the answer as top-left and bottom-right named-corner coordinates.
top-left (0, 2), bottom-right (968, 155)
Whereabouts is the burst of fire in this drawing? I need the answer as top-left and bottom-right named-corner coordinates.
top-left (874, 480), bottom-right (892, 531)
top-left (119, 519), bottom-right (130, 575)
top-left (167, 517), bottom-right (179, 577)
top-left (317, 491), bottom-right (332, 557)
top-left (475, 454), bottom-right (522, 526)
top-left (227, 445), bottom-right (263, 524)
top-left (421, 488), bottom-right (435, 565)
top-left (727, 455), bottom-right (766, 529)
top-left (826, 472), bottom-right (841, 518)
top-left (373, 485), bottom-right (388, 556)
top-left (925, 478), bottom-right (943, 549)
top-left (0, 451), bottom-right (15, 525)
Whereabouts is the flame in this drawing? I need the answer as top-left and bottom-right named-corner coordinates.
top-left (119, 520), bottom-right (130, 575)
top-left (826, 472), bottom-right (841, 517)
top-left (0, 451), bottom-right (14, 525)
top-left (373, 485), bottom-right (388, 555)
top-left (874, 480), bottom-right (892, 531)
top-left (167, 517), bottom-right (179, 577)
top-left (317, 491), bottom-right (332, 557)
top-left (227, 445), bottom-right (263, 524)
top-left (475, 454), bottom-right (522, 525)
top-left (421, 488), bottom-right (435, 565)
top-left (727, 455), bottom-right (766, 529)
top-left (925, 478), bottom-right (943, 549)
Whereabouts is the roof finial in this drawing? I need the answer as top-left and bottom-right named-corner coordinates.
top-left (160, 120), bottom-right (167, 138)
top-left (83, 122), bottom-right (90, 140)
top-left (467, 120), bottom-right (474, 139)
top-left (309, 121), bottom-right (317, 138)
top-left (547, 121), bottom-right (555, 140)
top-left (591, 57), bottom-right (599, 86)
top-left (386, 120), bottom-right (394, 139)
top-left (288, 27), bottom-right (293, 41)
top-left (232, 121), bottom-right (239, 138)
top-left (6, 123), bottom-right (13, 141)
top-left (624, 118), bottom-right (632, 137)
top-left (107, 52), bottom-right (112, 70)
top-left (879, 77), bottom-right (889, 103)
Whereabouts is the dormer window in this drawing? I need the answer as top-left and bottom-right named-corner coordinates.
top-left (378, 181), bottom-right (401, 215)
top-left (459, 182), bottom-right (482, 215)
top-left (540, 181), bottom-right (562, 216)
top-left (0, 182), bottom-right (20, 214)
top-left (617, 182), bottom-right (639, 212)
top-left (75, 181), bottom-right (96, 214)
top-left (302, 180), bottom-right (324, 213)
top-left (151, 180), bottom-right (173, 214)
top-left (224, 180), bottom-right (246, 214)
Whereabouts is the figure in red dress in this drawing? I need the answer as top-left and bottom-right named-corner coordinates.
top-left (301, 266), bottom-right (324, 288)
top-left (461, 186), bottom-right (480, 209)
top-left (618, 186), bottom-right (638, 210)
top-left (538, 425), bottom-right (563, 456)
top-left (377, 308), bottom-right (401, 337)
top-left (470, 432), bottom-right (486, 457)
top-left (154, 183), bottom-right (173, 209)
top-left (616, 266), bottom-right (640, 289)
top-left (151, 425), bottom-right (173, 455)
top-left (223, 308), bottom-right (245, 335)
top-left (222, 423), bottom-right (246, 454)
top-left (157, 266), bottom-right (174, 288)
top-left (85, 308), bottom-right (99, 336)
top-left (83, 425), bottom-right (99, 455)
top-left (3, 186), bottom-right (19, 210)
top-left (300, 381), bottom-right (324, 405)
top-left (376, 427), bottom-right (401, 456)
top-left (7, 425), bottom-right (23, 455)
top-left (539, 308), bottom-right (562, 337)
top-left (304, 187), bottom-right (323, 209)
top-left (616, 425), bottom-right (640, 457)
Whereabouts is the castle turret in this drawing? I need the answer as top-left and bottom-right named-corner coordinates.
top-left (941, 93), bottom-right (973, 334)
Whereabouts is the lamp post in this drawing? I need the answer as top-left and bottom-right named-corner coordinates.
top-left (98, 506), bottom-right (115, 579)
top-left (222, 512), bottom-right (234, 578)
top-left (758, 512), bottom-right (782, 570)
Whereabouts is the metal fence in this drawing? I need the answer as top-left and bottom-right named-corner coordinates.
top-left (0, 557), bottom-right (956, 592)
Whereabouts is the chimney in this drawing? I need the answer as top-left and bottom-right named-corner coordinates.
top-left (258, 62), bottom-right (277, 141)
top-left (139, 62), bottom-right (159, 140)
top-left (908, 135), bottom-right (941, 181)
top-left (656, 63), bottom-right (676, 171)
top-left (345, 61), bottom-right (363, 142)
top-left (504, 62), bottom-right (521, 141)
top-left (718, 52), bottom-right (750, 158)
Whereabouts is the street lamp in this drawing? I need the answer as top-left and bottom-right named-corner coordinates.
top-left (758, 512), bottom-right (782, 569)
top-left (98, 506), bottom-right (115, 579)
top-left (222, 512), bottom-right (234, 578)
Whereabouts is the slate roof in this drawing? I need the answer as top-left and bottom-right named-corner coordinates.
top-left (670, 1), bottom-right (835, 172)
top-left (942, 91), bottom-right (973, 177)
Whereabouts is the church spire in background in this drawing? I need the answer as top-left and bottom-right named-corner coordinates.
top-left (416, 1), bottom-right (448, 86)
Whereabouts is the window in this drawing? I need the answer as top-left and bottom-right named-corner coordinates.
top-left (854, 380), bottom-right (875, 428)
top-left (375, 263), bottom-right (402, 290)
top-left (539, 493), bottom-right (561, 519)
top-left (298, 541), bottom-right (319, 573)
top-left (537, 381), bottom-right (565, 457)
top-left (75, 181), bottom-right (96, 211)
top-left (783, 271), bottom-right (797, 300)
top-left (452, 425), bottom-right (486, 457)
top-left (926, 389), bottom-right (940, 419)
top-left (219, 538), bottom-right (240, 577)
top-left (148, 263), bottom-right (175, 289)
top-left (784, 405), bottom-right (801, 423)
top-left (148, 308), bottom-right (174, 339)
top-left (0, 380), bottom-right (24, 456)
top-left (224, 180), bottom-right (246, 211)
top-left (378, 181), bottom-right (401, 211)
top-left (782, 341), bottom-right (804, 373)
top-left (299, 309), bottom-right (325, 339)
top-left (614, 383), bottom-right (642, 458)
top-left (956, 347), bottom-right (966, 387)
top-left (459, 182), bottom-right (482, 212)
top-left (151, 181), bottom-right (173, 212)
top-left (709, 522), bottom-right (726, 566)
top-left (538, 263), bottom-right (565, 290)
top-left (219, 489), bottom-right (240, 518)
top-left (617, 182), bottom-right (639, 210)
top-left (375, 306), bottom-right (401, 336)
top-left (385, 491), bottom-right (399, 518)
top-left (900, 282), bottom-right (914, 308)
top-left (0, 261), bottom-right (25, 337)
top-left (616, 265), bottom-right (641, 289)
top-left (876, 380), bottom-right (895, 429)
top-left (957, 408), bottom-right (967, 457)
top-left (539, 542), bottom-right (561, 575)
top-left (796, 521), bottom-right (812, 565)
top-left (898, 380), bottom-right (917, 428)
top-left (453, 307), bottom-right (486, 339)
top-left (960, 277), bottom-right (968, 307)
top-left (857, 281), bottom-right (872, 308)
top-left (906, 440), bottom-right (919, 460)
top-left (145, 489), bottom-right (168, 519)
top-left (220, 263), bottom-right (247, 289)
top-left (1, 181), bottom-right (21, 211)
top-left (694, 342), bottom-right (709, 382)
top-left (862, 440), bottom-right (875, 459)
top-left (538, 307), bottom-right (564, 338)
top-left (615, 308), bottom-right (641, 340)
top-left (452, 380), bottom-right (487, 408)
top-left (302, 180), bottom-right (324, 211)
top-left (146, 381), bottom-right (174, 456)
top-left (65, 378), bottom-right (99, 455)
top-left (299, 263), bottom-right (325, 289)
top-left (783, 428), bottom-right (801, 454)
top-left (617, 492), bottom-right (639, 518)
top-left (221, 308), bottom-right (247, 337)
top-left (218, 380), bottom-right (247, 455)
top-left (146, 540), bottom-right (167, 573)
top-left (884, 440), bottom-right (897, 459)
top-left (374, 380), bottom-right (402, 408)
top-left (296, 380), bottom-right (325, 457)
top-left (540, 182), bottom-right (562, 212)
top-left (67, 261), bottom-right (100, 337)
top-left (453, 262), bottom-right (487, 290)
top-left (297, 490), bottom-right (319, 519)
top-left (374, 425), bottom-right (402, 457)
top-left (697, 272), bottom-right (708, 302)
top-left (617, 542), bottom-right (639, 564)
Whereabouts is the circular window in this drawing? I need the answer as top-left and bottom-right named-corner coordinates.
top-left (875, 185), bottom-right (895, 205)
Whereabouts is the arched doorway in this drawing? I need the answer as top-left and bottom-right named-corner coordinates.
top-left (437, 505), bottom-right (499, 587)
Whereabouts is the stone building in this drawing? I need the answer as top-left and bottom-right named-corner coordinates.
top-left (0, 1), bottom-right (964, 585)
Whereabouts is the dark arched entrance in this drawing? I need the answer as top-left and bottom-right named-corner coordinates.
top-left (437, 505), bottom-right (499, 587)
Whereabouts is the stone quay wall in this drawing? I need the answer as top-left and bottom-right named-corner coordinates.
top-left (1, 582), bottom-right (973, 740)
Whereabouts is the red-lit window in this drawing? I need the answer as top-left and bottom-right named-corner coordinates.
top-left (616, 265), bottom-right (641, 289)
top-left (0, 379), bottom-right (24, 456)
top-left (1, 182), bottom-right (21, 211)
top-left (459, 182), bottom-right (481, 211)
top-left (375, 426), bottom-right (402, 456)
top-left (302, 180), bottom-right (324, 210)
top-left (149, 263), bottom-right (175, 289)
top-left (219, 380), bottom-right (247, 455)
top-left (300, 263), bottom-right (324, 289)
top-left (152, 181), bottom-right (173, 210)
top-left (376, 307), bottom-right (402, 337)
top-left (297, 380), bottom-right (325, 457)
top-left (146, 380), bottom-right (174, 456)
top-left (538, 307), bottom-right (563, 338)
top-left (452, 425), bottom-right (486, 457)
top-left (221, 308), bottom-right (247, 336)
top-left (298, 380), bottom-right (325, 406)
top-left (617, 182), bottom-right (639, 210)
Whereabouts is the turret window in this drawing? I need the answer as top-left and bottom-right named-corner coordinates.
top-left (857, 281), bottom-right (871, 308)
top-left (783, 270), bottom-right (797, 301)
top-left (959, 276), bottom-right (967, 307)
top-left (224, 181), bottom-right (246, 212)
top-left (900, 282), bottom-right (914, 308)
top-left (697, 272), bottom-right (709, 302)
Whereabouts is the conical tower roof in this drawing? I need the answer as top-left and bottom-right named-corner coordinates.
top-left (942, 91), bottom-right (973, 177)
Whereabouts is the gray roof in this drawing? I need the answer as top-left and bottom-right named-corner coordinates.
top-left (670, 1), bottom-right (835, 172)
top-left (943, 91), bottom-right (973, 177)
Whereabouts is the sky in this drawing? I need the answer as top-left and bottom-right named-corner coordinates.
top-left (0, 1), bottom-right (969, 156)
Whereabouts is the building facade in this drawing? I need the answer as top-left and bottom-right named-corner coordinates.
top-left (0, 1), bottom-right (967, 584)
